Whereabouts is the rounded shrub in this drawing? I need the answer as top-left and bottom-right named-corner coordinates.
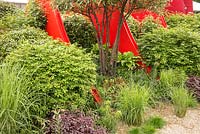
top-left (63, 14), bottom-right (97, 51)
top-left (138, 27), bottom-right (200, 76)
top-left (5, 41), bottom-right (97, 117)
top-left (0, 27), bottom-right (50, 62)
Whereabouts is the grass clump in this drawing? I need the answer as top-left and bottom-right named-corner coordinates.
top-left (171, 87), bottom-right (197, 118)
top-left (0, 63), bottom-right (41, 133)
top-left (129, 116), bottom-right (166, 134)
top-left (118, 84), bottom-right (150, 126)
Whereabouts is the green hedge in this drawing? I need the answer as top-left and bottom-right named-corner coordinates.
top-left (0, 27), bottom-right (50, 63)
top-left (0, 1), bottom-right (18, 18)
top-left (5, 41), bottom-right (97, 117)
top-left (139, 27), bottom-right (200, 76)
top-left (166, 14), bottom-right (200, 33)
top-left (63, 14), bottom-right (97, 51)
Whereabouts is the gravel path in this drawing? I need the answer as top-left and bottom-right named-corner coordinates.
top-left (150, 104), bottom-right (200, 134)
top-left (116, 104), bottom-right (200, 134)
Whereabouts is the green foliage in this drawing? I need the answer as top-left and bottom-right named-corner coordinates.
top-left (127, 16), bottom-right (162, 39)
top-left (127, 17), bottom-right (140, 39)
top-left (118, 84), bottom-right (150, 126)
top-left (0, 12), bottom-right (28, 33)
top-left (5, 42), bottom-right (96, 117)
top-left (0, 27), bottom-right (50, 63)
top-left (139, 27), bottom-right (200, 76)
top-left (0, 1), bottom-right (18, 18)
top-left (144, 116), bottom-right (166, 129)
top-left (153, 69), bottom-right (187, 101)
top-left (171, 87), bottom-right (197, 118)
top-left (117, 52), bottom-right (139, 80)
top-left (0, 63), bottom-right (42, 134)
top-left (63, 14), bottom-right (97, 52)
top-left (160, 69), bottom-right (187, 87)
top-left (96, 101), bottom-right (120, 132)
top-left (129, 116), bottom-right (165, 134)
top-left (26, 0), bottom-right (47, 29)
top-left (141, 16), bottom-right (163, 35)
top-left (166, 14), bottom-right (200, 33)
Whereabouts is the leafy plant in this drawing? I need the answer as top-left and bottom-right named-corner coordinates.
top-left (171, 87), bottom-right (196, 118)
top-left (0, 63), bottom-right (42, 134)
top-left (5, 41), bottom-right (96, 118)
top-left (0, 27), bottom-right (50, 63)
top-left (63, 14), bottom-right (97, 52)
top-left (26, 0), bottom-right (47, 29)
top-left (139, 27), bottom-right (200, 76)
top-left (118, 84), bottom-right (150, 126)
top-left (45, 110), bottom-right (107, 134)
top-left (186, 76), bottom-right (200, 101)
top-left (117, 52), bottom-right (139, 79)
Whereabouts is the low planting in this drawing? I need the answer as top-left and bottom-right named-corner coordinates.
top-left (129, 116), bottom-right (166, 134)
top-left (186, 76), bottom-right (200, 101)
top-left (45, 110), bottom-right (107, 134)
top-left (96, 101), bottom-right (121, 133)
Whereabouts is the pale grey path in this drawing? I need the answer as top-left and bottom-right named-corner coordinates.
top-left (156, 105), bottom-right (200, 134)
top-left (116, 104), bottom-right (200, 134)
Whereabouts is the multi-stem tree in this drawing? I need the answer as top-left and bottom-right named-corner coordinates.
top-left (57, 0), bottom-right (168, 76)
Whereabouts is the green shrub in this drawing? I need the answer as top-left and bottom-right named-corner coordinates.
top-left (141, 16), bottom-right (163, 35)
top-left (127, 17), bottom-right (140, 39)
top-left (166, 14), bottom-right (200, 33)
top-left (5, 41), bottom-right (96, 117)
top-left (26, 0), bottom-right (47, 29)
top-left (96, 101), bottom-right (120, 132)
top-left (160, 69), bottom-right (187, 87)
top-left (0, 27), bottom-right (50, 63)
top-left (149, 69), bottom-right (187, 102)
top-left (117, 52), bottom-right (139, 79)
top-left (63, 14), bottom-right (97, 51)
top-left (139, 27), bottom-right (200, 76)
top-left (119, 84), bottom-right (150, 126)
top-left (0, 63), bottom-right (42, 133)
top-left (0, 12), bottom-right (28, 33)
top-left (171, 87), bottom-right (196, 118)
top-left (0, 1), bottom-right (18, 18)
top-left (127, 16), bottom-right (162, 39)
